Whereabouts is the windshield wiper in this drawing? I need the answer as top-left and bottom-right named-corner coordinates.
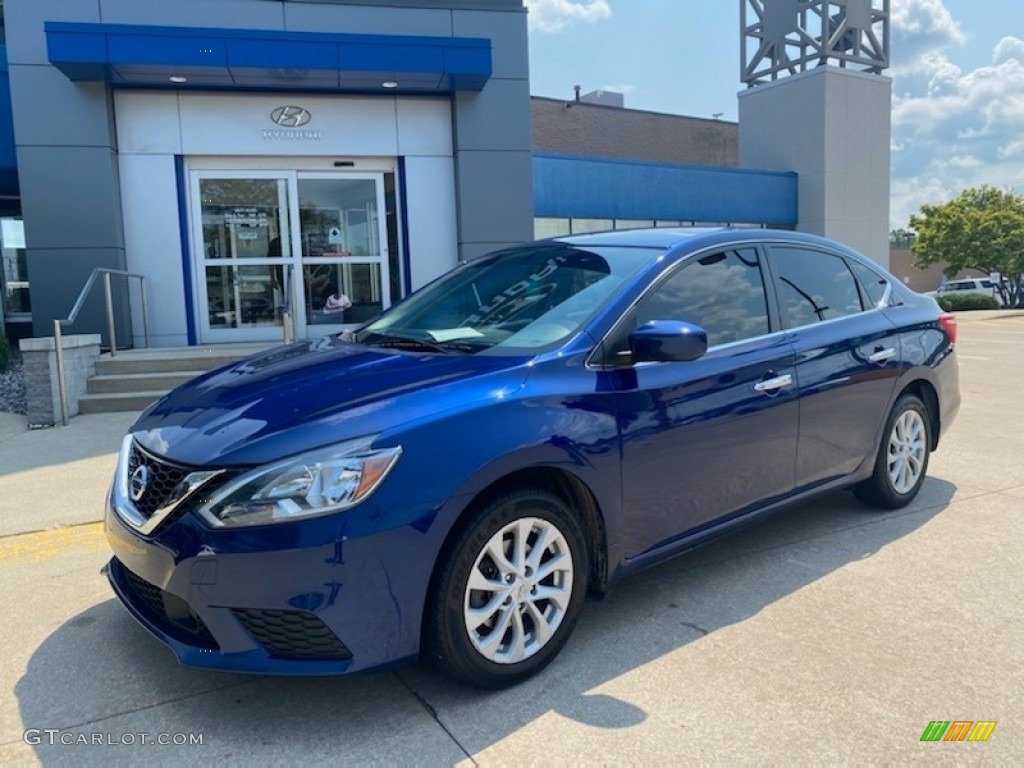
top-left (361, 333), bottom-right (472, 355)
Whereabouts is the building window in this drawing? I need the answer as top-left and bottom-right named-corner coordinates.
top-left (533, 218), bottom-right (571, 239)
top-left (1, 218), bottom-right (30, 319)
top-left (570, 218), bottom-right (613, 234)
top-left (614, 219), bottom-right (656, 230)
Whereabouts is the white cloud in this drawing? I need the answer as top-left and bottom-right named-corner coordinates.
top-left (948, 155), bottom-right (982, 168)
top-left (890, 0), bottom-right (966, 72)
top-left (891, 175), bottom-right (956, 234)
top-left (890, 34), bottom-right (1024, 228)
top-left (525, 0), bottom-right (611, 33)
top-left (993, 36), bottom-right (1024, 65)
top-left (998, 138), bottom-right (1024, 160)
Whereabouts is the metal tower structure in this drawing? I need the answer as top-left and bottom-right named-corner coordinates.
top-left (741, 0), bottom-right (890, 86)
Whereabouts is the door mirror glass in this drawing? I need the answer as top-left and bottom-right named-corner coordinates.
top-left (629, 320), bottom-right (708, 363)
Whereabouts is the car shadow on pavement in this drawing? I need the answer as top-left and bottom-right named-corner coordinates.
top-left (15, 479), bottom-right (956, 763)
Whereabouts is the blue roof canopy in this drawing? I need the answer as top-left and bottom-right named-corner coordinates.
top-left (46, 22), bottom-right (492, 93)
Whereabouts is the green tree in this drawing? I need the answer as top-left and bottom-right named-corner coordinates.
top-left (910, 186), bottom-right (1024, 308)
top-left (889, 228), bottom-right (917, 248)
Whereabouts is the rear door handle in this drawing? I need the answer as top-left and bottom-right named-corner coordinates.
top-left (868, 347), bottom-right (897, 364)
top-left (753, 373), bottom-right (793, 394)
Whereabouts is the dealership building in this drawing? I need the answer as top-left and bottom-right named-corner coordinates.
top-left (0, 0), bottom-right (892, 350)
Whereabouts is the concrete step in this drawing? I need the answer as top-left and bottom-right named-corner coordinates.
top-left (96, 352), bottom-right (251, 375)
top-left (78, 391), bottom-right (166, 414)
top-left (87, 371), bottom-right (199, 395)
top-left (80, 343), bottom-right (276, 414)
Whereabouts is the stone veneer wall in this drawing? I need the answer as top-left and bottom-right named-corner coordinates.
top-left (19, 334), bottom-right (100, 427)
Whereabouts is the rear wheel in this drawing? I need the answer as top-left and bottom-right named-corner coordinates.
top-left (854, 393), bottom-right (931, 508)
top-left (425, 489), bottom-right (588, 689)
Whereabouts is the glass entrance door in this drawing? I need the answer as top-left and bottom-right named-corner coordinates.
top-left (191, 172), bottom-right (293, 343)
top-left (190, 170), bottom-right (392, 343)
top-left (296, 174), bottom-right (390, 337)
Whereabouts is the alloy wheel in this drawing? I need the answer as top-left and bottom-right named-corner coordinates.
top-left (462, 517), bottom-right (574, 664)
top-left (887, 409), bottom-right (927, 494)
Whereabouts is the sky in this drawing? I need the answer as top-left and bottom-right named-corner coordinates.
top-left (525, 0), bottom-right (1024, 230)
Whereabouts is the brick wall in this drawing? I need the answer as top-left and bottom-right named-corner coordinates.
top-left (532, 97), bottom-right (738, 167)
top-left (889, 249), bottom-right (987, 293)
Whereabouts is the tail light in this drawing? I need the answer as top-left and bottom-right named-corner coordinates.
top-left (938, 312), bottom-right (958, 344)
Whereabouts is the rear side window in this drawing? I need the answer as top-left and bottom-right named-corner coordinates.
top-left (636, 248), bottom-right (771, 346)
top-left (769, 246), bottom-right (864, 328)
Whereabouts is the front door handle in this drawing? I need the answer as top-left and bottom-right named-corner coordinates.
top-left (868, 347), bottom-right (897, 364)
top-left (753, 373), bottom-right (793, 394)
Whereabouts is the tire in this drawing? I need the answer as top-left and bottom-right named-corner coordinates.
top-left (854, 393), bottom-right (931, 509)
top-left (424, 489), bottom-right (589, 689)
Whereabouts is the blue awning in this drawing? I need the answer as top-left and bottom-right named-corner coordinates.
top-left (46, 22), bottom-right (492, 93)
top-left (533, 153), bottom-right (798, 227)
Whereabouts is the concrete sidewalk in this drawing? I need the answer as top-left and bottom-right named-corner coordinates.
top-left (0, 411), bottom-right (140, 537)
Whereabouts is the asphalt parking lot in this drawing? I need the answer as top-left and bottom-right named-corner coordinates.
top-left (1, 311), bottom-right (1022, 765)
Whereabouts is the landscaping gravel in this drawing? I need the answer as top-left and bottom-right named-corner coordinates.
top-left (0, 350), bottom-right (27, 415)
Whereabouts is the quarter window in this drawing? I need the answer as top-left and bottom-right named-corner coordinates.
top-left (636, 248), bottom-right (771, 347)
top-left (849, 260), bottom-right (890, 309)
top-left (770, 247), bottom-right (863, 328)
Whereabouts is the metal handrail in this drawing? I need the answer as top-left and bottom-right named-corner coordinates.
top-left (53, 268), bottom-right (150, 427)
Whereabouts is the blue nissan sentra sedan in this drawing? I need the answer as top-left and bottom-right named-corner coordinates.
top-left (105, 228), bottom-right (960, 688)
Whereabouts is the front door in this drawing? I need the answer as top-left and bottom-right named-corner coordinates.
top-left (189, 170), bottom-right (392, 343)
top-left (610, 247), bottom-right (799, 561)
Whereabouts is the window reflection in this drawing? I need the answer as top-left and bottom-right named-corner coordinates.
top-left (206, 265), bottom-right (285, 328)
top-left (304, 262), bottom-right (383, 325)
top-left (637, 249), bottom-right (770, 346)
top-left (771, 247), bottom-right (864, 327)
top-left (200, 179), bottom-right (288, 261)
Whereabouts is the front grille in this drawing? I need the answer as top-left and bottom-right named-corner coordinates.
top-left (232, 609), bottom-right (353, 660)
top-left (121, 565), bottom-right (166, 618)
top-left (127, 442), bottom-right (191, 518)
top-left (120, 564), bottom-right (218, 650)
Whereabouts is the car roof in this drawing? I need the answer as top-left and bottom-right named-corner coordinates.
top-left (549, 226), bottom-right (864, 257)
top-left (553, 227), bottom-right (728, 249)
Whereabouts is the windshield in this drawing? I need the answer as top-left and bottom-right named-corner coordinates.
top-left (354, 244), bottom-right (659, 354)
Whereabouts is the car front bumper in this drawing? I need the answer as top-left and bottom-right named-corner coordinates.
top-left (103, 492), bottom-right (442, 676)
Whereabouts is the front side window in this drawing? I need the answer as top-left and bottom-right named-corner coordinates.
top-left (635, 248), bottom-right (771, 347)
top-left (770, 247), bottom-right (864, 328)
top-left (356, 245), bottom-right (658, 354)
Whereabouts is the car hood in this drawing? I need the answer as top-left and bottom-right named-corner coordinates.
top-left (131, 338), bottom-right (530, 467)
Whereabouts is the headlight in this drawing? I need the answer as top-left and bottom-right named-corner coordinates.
top-left (197, 437), bottom-right (401, 528)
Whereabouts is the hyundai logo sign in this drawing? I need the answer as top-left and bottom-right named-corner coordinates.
top-left (270, 106), bottom-right (312, 128)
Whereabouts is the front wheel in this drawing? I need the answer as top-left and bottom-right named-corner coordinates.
top-left (425, 489), bottom-right (589, 688)
top-left (854, 393), bottom-right (931, 509)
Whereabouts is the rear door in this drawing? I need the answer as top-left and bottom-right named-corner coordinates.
top-left (766, 245), bottom-right (903, 490)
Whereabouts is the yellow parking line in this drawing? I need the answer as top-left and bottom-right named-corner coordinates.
top-left (0, 523), bottom-right (107, 567)
top-left (957, 355), bottom-right (991, 360)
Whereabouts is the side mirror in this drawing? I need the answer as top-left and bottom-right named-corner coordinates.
top-left (629, 320), bottom-right (708, 363)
